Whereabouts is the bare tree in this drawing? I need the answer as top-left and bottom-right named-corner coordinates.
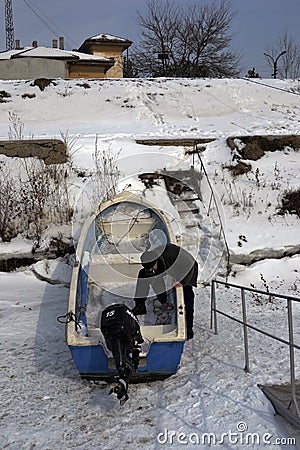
top-left (133, 0), bottom-right (240, 78)
top-left (264, 31), bottom-right (300, 79)
top-left (277, 31), bottom-right (300, 79)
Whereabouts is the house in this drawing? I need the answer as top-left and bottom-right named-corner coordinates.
top-left (77, 34), bottom-right (132, 78)
top-left (0, 34), bottom-right (132, 80)
top-left (0, 46), bottom-right (114, 80)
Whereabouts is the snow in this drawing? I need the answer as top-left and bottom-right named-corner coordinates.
top-left (0, 46), bottom-right (113, 62)
top-left (0, 76), bottom-right (300, 448)
top-left (0, 47), bottom-right (32, 60)
top-left (89, 33), bottom-right (131, 43)
top-left (0, 237), bottom-right (34, 259)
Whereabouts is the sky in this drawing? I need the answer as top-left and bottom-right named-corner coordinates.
top-left (0, 0), bottom-right (300, 78)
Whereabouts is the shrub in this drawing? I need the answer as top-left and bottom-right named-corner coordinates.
top-left (31, 78), bottom-right (57, 91)
top-left (22, 93), bottom-right (36, 99)
top-left (225, 161), bottom-right (252, 176)
top-left (278, 188), bottom-right (300, 218)
top-left (0, 159), bottom-right (72, 244)
top-left (92, 136), bottom-right (120, 204)
top-left (0, 90), bottom-right (11, 103)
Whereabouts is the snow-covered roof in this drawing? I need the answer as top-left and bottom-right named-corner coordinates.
top-left (68, 50), bottom-right (113, 63)
top-left (0, 47), bottom-right (32, 60)
top-left (0, 46), bottom-right (113, 63)
top-left (89, 33), bottom-right (132, 44)
top-left (11, 47), bottom-right (78, 60)
top-left (78, 33), bottom-right (132, 54)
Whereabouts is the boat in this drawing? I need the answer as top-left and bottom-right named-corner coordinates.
top-left (66, 191), bottom-right (186, 386)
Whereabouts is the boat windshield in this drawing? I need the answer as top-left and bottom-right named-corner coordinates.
top-left (92, 201), bottom-right (169, 256)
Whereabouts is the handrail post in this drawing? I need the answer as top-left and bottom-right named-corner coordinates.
top-left (211, 278), bottom-right (300, 416)
top-left (207, 192), bottom-right (213, 215)
top-left (287, 299), bottom-right (300, 417)
top-left (210, 280), bottom-right (218, 334)
top-left (241, 288), bottom-right (250, 373)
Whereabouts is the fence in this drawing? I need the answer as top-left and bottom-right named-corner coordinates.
top-left (210, 279), bottom-right (300, 417)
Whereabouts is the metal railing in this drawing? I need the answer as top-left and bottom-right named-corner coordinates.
top-left (196, 153), bottom-right (231, 274)
top-left (210, 279), bottom-right (300, 417)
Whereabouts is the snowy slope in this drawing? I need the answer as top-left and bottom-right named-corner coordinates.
top-left (0, 77), bottom-right (300, 449)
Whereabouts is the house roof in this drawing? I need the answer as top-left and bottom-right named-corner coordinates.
top-left (0, 47), bottom-right (32, 60)
top-left (89, 33), bottom-right (132, 44)
top-left (0, 46), bottom-right (114, 65)
top-left (11, 47), bottom-right (78, 60)
top-left (78, 33), bottom-right (132, 54)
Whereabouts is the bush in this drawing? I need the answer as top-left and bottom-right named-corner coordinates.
top-left (278, 188), bottom-right (300, 218)
top-left (0, 90), bottom-right (11, 103)
top-left (0, 159), bottom-right (72, 244)
top-left (30, 78), bottom-right (57, 91)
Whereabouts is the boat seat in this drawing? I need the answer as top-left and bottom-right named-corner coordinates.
top-left (98, 218), bottom-right (156, 240)
top-left (88, 254), bottom-right (141, 284)
top-left (87, 323), bottom-right (177, 346)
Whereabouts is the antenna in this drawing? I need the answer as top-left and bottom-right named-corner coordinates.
top-left (5, 0), bottom-right (15, 50)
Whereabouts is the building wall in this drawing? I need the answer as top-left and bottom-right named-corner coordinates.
top-left (67, 63), bottom-right (108, 79)
top-left (0, 58), bottom-right (66, 80)
top-left (89, 44), bottom-right (124, 78)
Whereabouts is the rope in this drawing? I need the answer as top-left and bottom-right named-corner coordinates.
top-left (239, 77), bottom-right (300, 97)
top-left (57, 311), bottom-right (80, 327)
top-left (57, 310), bottom-right (90, 335)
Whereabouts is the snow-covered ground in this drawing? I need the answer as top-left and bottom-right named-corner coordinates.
top-left (0, 77), bottom-right (300, 449)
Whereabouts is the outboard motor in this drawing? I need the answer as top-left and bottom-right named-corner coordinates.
top-left (101, 304), bottom-right (143, 405)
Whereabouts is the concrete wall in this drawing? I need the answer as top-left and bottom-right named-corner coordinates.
top-left (67, 63), bottom-right (108, 79)
top-left (0, 140), bottom-right (67, 164)
top-left (90, 44), bottom-right (124, 78)
top-left (0, 58), bottom-right (67, 80)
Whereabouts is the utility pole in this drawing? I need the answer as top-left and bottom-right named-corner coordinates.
top-left (5, 0), bottom-right (15, 50)
top-left (263, 50), bottom-right (287, 79)
top-left (157, 51), bottom-right (169, 76)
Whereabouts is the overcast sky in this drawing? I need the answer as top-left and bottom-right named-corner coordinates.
top-left (1, 0), bottom-right (299, 78)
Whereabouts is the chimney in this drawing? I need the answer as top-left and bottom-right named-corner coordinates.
top-left (52, 39), bottom-right (58, 48)
top-left (15, 39), bottom-right (21, 50)
top-left (32, 40), bottom-right (38, 48)
top-left (59, 37), bottom-right (64, 50)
